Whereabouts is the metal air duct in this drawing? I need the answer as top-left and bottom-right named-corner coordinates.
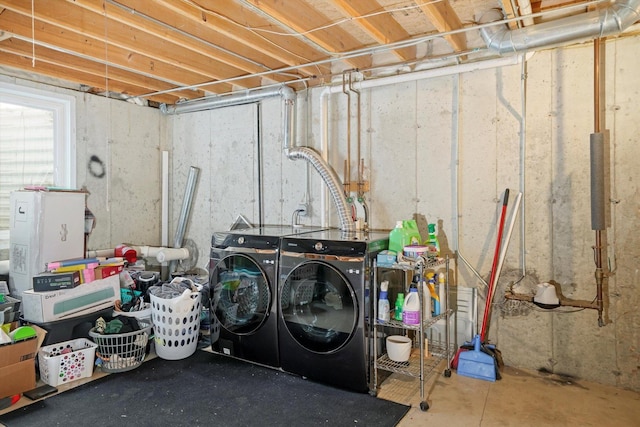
top-left (480, 0), bottom-right (640, 54)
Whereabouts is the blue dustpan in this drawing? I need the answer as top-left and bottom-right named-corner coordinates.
top-left (457, 334), bottom-right (496, 382)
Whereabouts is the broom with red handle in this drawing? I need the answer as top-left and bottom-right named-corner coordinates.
top-left (480, 188), bottom-right (509, 343)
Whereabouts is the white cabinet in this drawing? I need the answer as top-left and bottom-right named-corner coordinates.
top-left (9, 190), bottom-right (85, 298)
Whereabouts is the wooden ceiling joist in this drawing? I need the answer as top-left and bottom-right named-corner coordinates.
top-left (329, 0), bottom-right (417, 62)
top-left (0, 38), bottom-right (203, 102)
top-left (243, 0), bottom-right (373, 70)
top-left (0, 49), bottom-right (180, 104)
top-left (134, 0), bottom-right (331, 78)
top-left (416, 0), bottom-right (468, 54)
top-left (1, 0), bottom-right (264, 91)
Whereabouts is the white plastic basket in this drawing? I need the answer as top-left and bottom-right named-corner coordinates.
top-left (89, 319), bottom-right (152, 373)
top-left (150, 288), bottom-right (202, 360)
top-left (38, 338), bottom-right (97, 386)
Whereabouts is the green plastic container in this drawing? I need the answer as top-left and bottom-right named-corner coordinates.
top-left (388, 221), bottom-right (407, 254)
top-left (403, 220), bottom-right (422, 246)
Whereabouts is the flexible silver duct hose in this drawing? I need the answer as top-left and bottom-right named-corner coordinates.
top-left (285, 146), bottom-right (355, 232)
top-left (480, 0), bottom-right (640, 54)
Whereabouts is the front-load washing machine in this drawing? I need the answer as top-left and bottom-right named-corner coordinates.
top-left (278, 229), bottom-right (389, 392)
top-left (209, 225), bottom-right (324, 368)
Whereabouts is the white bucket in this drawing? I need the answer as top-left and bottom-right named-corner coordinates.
top-left (150, 288), bottom-right (202, 360)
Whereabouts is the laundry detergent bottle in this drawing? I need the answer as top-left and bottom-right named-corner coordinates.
top-left (389, 221), bottom-right (408, 255)
top-left (402, 286), bottom-right (421, 326)
top-left (377, 281), bottom-right (390, 322)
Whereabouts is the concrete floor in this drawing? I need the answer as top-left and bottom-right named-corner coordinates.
top-left (377, 366), bottom-right (640, 426)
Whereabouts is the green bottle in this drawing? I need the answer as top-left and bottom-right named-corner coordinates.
top-left (394, 293), bottom-right (404, 321)
top-left (426, 223), bottom-right (440, 257)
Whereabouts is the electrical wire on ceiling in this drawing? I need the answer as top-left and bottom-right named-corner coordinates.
top-left (234, 1), bottom-right (442, 37)
top-left (141, 0), bottom-right (606, 100)
top-left (178, 0), bottom-right (323, 68)
top-left (30, 0), bottom-right (35, 67)
top-left (107, 0), bottom-right (280, 77)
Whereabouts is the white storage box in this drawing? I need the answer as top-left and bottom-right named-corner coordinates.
top-left (38, 338), bottom-right (97, 387)
top-left (21, 275), bottom-right (120, 323)
top-left (9, 189), bottom-right (85, 299)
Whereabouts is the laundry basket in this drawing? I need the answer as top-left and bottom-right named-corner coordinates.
top-left (38, 338), bottom-right (98, 387)
top-left (89, 319), bottom-right (152, 373)
top-left (149, 279), bottom-right (202, 360)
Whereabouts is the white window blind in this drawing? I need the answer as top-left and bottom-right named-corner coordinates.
top-left (0, 82), bottom-right (76, 258)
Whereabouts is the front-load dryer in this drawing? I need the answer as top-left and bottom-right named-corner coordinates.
top-left (209, 225), bottom-right (324, 368)
top-left (278, 229), bottom-right (388, 392)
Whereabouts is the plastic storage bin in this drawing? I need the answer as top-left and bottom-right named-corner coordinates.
top-left (89, 319), bottom-right (152, 373)
top-left (38, 338), bottom-right (97, 386)
top-left (149, 282), bottom-right (202, 360)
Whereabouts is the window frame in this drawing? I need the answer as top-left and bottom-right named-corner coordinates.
top-left (0, 81), bottom-right (76, 252)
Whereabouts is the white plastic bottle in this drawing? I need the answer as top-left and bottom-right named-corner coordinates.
top-left (377, 281), bottom-right (390, 322)
top-left (438, 272), bottom-right (447, 313)
top-left (402, 286), bottom-right (421, 325)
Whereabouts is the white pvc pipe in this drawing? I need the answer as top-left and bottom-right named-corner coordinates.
top-left (489, 191), bottom-right (523, 304)
top-left (155, 247), bottom-right (190, 263)
top-left (161, 150), bottom-right (169, 247)
top-left (518, 0), bottom-right (535, 27)
top-left (86, 248), bottom-right (116, 258)
top-left (87, 245), bottom-right (190, 264)
top-left (325, 55), bottom-right (521, 94)
top-left (0, 259), bottom-right (9, 275)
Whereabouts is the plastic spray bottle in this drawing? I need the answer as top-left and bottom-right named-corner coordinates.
top-left (377, 281), bottom-right (390, 322)
top-left (426, 223), bottom-right (440, 257)
top-left (427, 274), bottom-right (440, 316)
top-left (394, 293), bottom-right (404, 321)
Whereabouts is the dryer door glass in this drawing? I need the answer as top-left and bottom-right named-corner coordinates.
top-left (211, 254), bottom-right (271, 334)
top-left (280, 261), bottom-right (357, 353)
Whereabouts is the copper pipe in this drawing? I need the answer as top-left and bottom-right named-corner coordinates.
top-left (594, 39), bottom-right (601, 134)
top-left (593, 38), bottom-right (605, 326)
top-left (342, 73), bottom-right (351, 192)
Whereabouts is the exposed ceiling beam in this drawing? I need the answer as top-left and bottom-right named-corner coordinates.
top-left (0, 0), bottom-right (264, 90)
top-left (132, 0), bottom-right (330, 78)
top-left (328, 0), bottom-right (416, 62)
top-left (242, 0), bottom-right (373, 70)
top-left (0, 48), bottom-right (180, 104)
top-left (416, 0), bottom-right (468, 54)
top-left (500, 0), bottom-right (523, 29)
top-left (0, 10), bottom-right (234, 95)
top-left (0, 37), bottom-right (201, 102)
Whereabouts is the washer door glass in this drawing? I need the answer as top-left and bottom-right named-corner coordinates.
top-left (280, 261), bottom-right (357, 353)
top-left (211, 254), bottom-right (271, 334)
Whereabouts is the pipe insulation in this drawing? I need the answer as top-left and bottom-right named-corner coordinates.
top-left (590, 133), bottom-right (606, 231)
top-left (480, 0), bottom-right (640, 55)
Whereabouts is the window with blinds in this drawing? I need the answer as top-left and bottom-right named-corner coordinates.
top-left (0, 82), bottom-right (75, 260)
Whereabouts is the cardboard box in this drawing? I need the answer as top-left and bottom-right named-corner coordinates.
top-left (0, 324), bottom-right (47, 399)
top-left (95, 263), bottom-right (124, 280)
top-left (8, 190), bottom-right (85, 299)
top-left (32, 271), bottom-right (81, 292)
top-left (21, 275), bottom-right (120, 323)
